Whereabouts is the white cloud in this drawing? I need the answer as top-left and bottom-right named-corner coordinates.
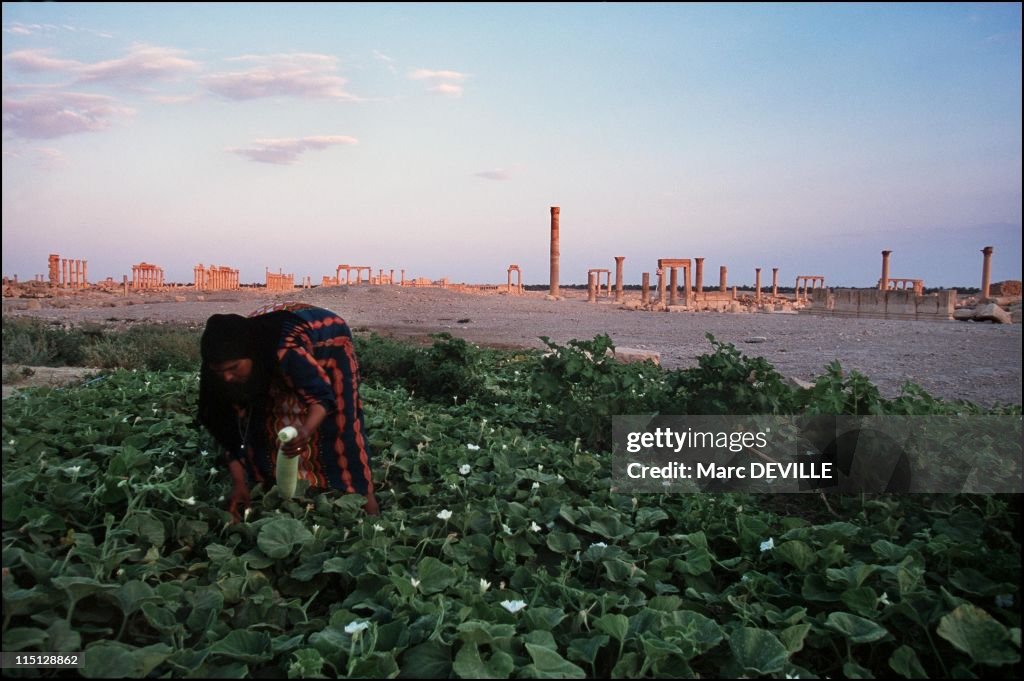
top-left (204, 53), bottom-right (360, 101)
top-left (2, 91), bottom-right (134, 138)
top-left (409, 69), bottom-right (468, 82)
top-left (226, 135), bottom-right (358, 165)
top-left (3, 45), bottom-right (199, 85)
top-left (408, 67), bottom-right (469, 97)
top-left (429, 83), bottom-right (463, 97)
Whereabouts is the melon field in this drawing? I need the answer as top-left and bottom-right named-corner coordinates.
top-left (2, 331), bottom-right (1021, 678)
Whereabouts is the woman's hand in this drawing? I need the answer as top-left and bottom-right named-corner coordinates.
top-left (282, 404), bottom-right (329, 458)
top-left (227, 459), bottom-right (251, 523)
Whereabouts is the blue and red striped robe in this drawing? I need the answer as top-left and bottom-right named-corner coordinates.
top-left (234, 302), bottom-right (373, 496)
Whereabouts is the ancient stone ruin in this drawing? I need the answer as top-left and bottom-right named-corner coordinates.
top-left (193, 264), bottom-right (240, 291)
top-left (507, 265), bottom-right (523, 294)
top-left (265, 268), bottom-right (294, 291)
top-left (131, 262), bottom-right (164, 289)
top-left (49, 254), bottom-right (88, 289)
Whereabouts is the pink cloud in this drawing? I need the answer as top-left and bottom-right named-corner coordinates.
top-left (3, 49), bottom-right (82, 72)
top-left (408, 67), bottom-right (469, 97)
top-left (76, 45), bottom-right (199, 84)
top-left (429, 83), bottom-right (463, 97)
top-left (409, 68), bottom-right (468, 82)
top-left (3, 46), bottom-right (199, 86)
top-left (227, 135), bottom-right (358, 165)
top-left (204, 53), bottom-right (359, 101)
top-left (2, 91), bottom-right (134, 138)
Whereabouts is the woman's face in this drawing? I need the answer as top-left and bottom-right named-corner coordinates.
top-left (209, 358), bottom-right (254, 385)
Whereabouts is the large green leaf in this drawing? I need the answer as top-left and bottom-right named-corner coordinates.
top-left (416, 556), bottom-right (457, 595)
top-left (594, 614), bottom-right (629, 643)
top-left (399, 641), bottom-right (452, 679)
top-left (826, 612), bottom-right (889, 644)
top-left (774, 540), bottom-right (817, 571)
top-left (936, 604), bottom-right (1020, 666)
top-left (729, 627), bottom-right (789, 675)
top-left (888, 645), bottom-right (929, 679)
top-left (210, 630), bottom-right (274, 664)
top-left (523, 643), bottom-right (586, 679)
top-left (256, 518), bottom-right (313, 559)
top-left (81, 642), bottom-right (172, 678)
top-left (452, 642), bottom-right (514, 679)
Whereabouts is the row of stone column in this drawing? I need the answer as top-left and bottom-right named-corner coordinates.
top-left (265, 269), bottom-right (294, 291)
top-left (131, 263), bottom-right (164, 289)
top-left (194, 264), bottom-right (240, 291)
top-left (48, 254), bottom-right (88, 288)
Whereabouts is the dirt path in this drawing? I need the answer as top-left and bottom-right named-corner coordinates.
top-left (4, 286), bottom-right (1021, 406)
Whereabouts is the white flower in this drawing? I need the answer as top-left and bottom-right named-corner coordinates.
top-left (501, 600), bottom-right (527, 613)
top-left (65, 465), bottom-right (81, 476)
top-left (116, 568), bottom-right (125, 576)
top-left (760, 537), bottom-right (775, 552)
top-left (530, 521), bottom-right (542, 533)
top-left (117, 479), bottom-right (129, 488)
top-left (153, 466), bottom-right (165, 476)
top-left (995, 594), bottom-right (1014, 608)
top-left (344, 620), bottom-right (369, 635)
top-left (785, 673), bottom-right (800, 679)
top-left (183, 497), bottom-right (196, 506)
top-left (373, 523), bottom-right (384, 532)
top-left (466, 444), bottom-right (480, 451)
top-left (459, 464), bottom-right (472, 475)
top-left (557, 474), bottom-right (564, 481)
top-left (878, 592), bottom-right (891, 606)
top-left (590, 542), bottom-right (607, 549)
top-left (201, 450), bottom-right (209, 457)
top-left (244, 508), bottom-right (253, 521)
top-left (437, 509), bottom-right (453, 521)
top-left (209, 467), bottom-right (218, 476)
top-left (8, 439), bottom-right (15, 445)
top-left (479, 578), bottom-right (491, 593)
top-left (500, 580), bottom-right (506, 590)
top-left (502, 523), bottom-right (512, 534)
top-left (531, 482), bottom-right (540, 490)
top-left (410, 578), bottom-right (421, 589)
top-left (313, 524), bottom-right (321, 534)
top-left (449, 483), bottom-right (458, 490)
top-left (537, 464), bottom-right (544, 472)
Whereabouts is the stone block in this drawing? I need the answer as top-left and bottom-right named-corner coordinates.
top-left (973, 303), bottom-right (1011, 324)
top-left (953, 308), bottom-right (975, 321)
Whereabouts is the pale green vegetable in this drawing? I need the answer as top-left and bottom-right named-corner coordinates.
top-left (276, 426), bottom-right (300, 498)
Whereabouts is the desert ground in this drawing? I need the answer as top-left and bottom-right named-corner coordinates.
top-left (3, 285), bottom-right (1021, 407)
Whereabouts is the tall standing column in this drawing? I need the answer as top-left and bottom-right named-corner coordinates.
top-left (587, 272), bottom-right (597, 303)
top-left (720, 266), bottom-right (727, 293)
top-left (549, 207), bottom-right (560, 298)
top-left (771, 267), bottom-right (778, 299)
top-left (695, 258), bottom-right (704, 295)
top-left (755, 268), bottom-right (762, 303)
top-left (880, 250), bottom-right (892, 290)
top-left (658, 268), bottom-right (667, 309)
top-left (669, 267), bottom-right (678, 306)
top-left (981, 246), bottom-right (994, 299)
top-left (641, 272), bottom-right (650, 305)
top-left (614, 256), bottom-right (625, 303)
top-left (683, 265), bottom-right (692, 303)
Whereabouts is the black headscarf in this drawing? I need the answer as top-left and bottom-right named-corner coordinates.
top-left (197, 311), bottom-right (294, 452)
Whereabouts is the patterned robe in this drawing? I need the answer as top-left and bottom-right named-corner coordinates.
top-left (231, 302), bottom-right (373, 495)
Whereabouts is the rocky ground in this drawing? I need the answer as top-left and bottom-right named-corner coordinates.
top-left (3, 285), bottom-right (1021, 406)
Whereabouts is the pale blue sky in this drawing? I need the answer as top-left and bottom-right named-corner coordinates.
top-left (3, 3), bottom-right (1020, 287)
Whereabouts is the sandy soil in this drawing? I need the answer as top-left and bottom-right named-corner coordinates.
top-left (3, 286), bottom-right (1021, 406)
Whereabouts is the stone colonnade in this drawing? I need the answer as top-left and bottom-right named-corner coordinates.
top-left (193, 264), bottom-right (240, 291)
top-left (265, 268), bottom-right (294, 291)
top-left (132, 263), bottom-right (164, 289)
top-left (48, 254), bottom-right (88, 288)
